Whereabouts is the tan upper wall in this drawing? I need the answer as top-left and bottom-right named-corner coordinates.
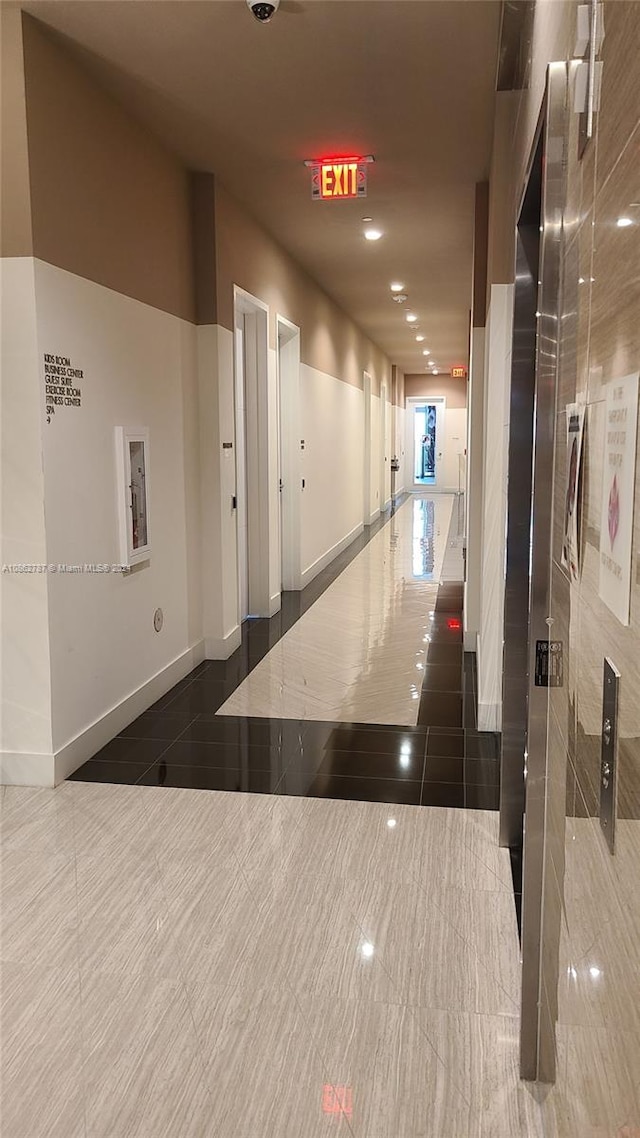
top-left (214, 183), bottom-right (391, 393)
top-left (404, 374), bottom-right (467, 409)
top-left (19, 16), bottom-right (195, 322)
top-left (1, 5), bottom-right (33, 257)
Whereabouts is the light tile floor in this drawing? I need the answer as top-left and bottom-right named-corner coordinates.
top-left (219, 495), bottom-right (455, 725)
top-left (3, 780), bottom-right (542, 1138)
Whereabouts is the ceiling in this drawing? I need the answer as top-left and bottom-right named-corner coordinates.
top-left (23, 0), bottom-right (502, 373)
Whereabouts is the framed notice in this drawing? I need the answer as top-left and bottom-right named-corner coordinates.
top-left (598, 373), bottom-right (639, 625)
top-left (561, 401), bottom-right (585, 583)
top-left (115, 427), bottom-right (151, 567)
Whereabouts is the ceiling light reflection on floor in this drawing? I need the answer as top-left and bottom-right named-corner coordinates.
top-left (361, 942), bottom-right (375, 958)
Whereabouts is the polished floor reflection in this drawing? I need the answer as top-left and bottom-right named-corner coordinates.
top-left (1, 783), bottom-right (534, 1138)
top-left (220, 495), bottom-right (456, 726)
top-left (70, 498), bottom-right (497, 810)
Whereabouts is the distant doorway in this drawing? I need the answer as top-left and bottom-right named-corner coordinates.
top-left (406, 397), bottom-right (445, 490)
top-left (414, 403), bottom-right (437, 484)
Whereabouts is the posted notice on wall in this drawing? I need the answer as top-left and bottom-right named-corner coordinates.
top-left (599, 372), bottom-right (639, 626)
top-left (561, 400), bottom-right (585, 583)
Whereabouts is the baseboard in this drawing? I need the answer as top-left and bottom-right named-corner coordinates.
top-left (301, 522), bottom-right (364, 588)
top-left (478, 702), bottom-right (502, 733)
top-left (463, 629), bottom-right (478, 652)
top-left (0, 751), bottom-right (55, 788)
top-left (205, 624), bottom-right (241, 660)
top-left (51, 641), bottom-right (206, 785)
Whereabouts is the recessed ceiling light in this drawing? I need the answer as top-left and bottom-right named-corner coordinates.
top-left (422, 350), bottom-right (430, 356)
top-left (362, 216), bottom-right (373, 223)
top-left (364, 228), bottom-right (383, 241)
top-left (390, 282), bottom-right (405, 292)
top-left (616, 216), bottom-right (633, 228)
top-left (415, 335), bottom-right (425, 342)
top-left (405, 313), bottom-right (418, 323)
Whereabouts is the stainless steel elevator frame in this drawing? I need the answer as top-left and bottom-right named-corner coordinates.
top-left (500, 64), bottom-right (568, 1082)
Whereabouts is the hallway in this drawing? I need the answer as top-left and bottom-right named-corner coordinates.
top-left (69, 496), bottom-right (499, 812)
top-left (3, 1), bottom-right (640, 1133)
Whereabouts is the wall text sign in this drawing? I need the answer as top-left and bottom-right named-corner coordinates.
top-left (43, 353), bottom-right (84, 423)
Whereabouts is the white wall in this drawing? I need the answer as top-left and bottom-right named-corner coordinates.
top-left (442, 408), bottom-right (467, 491)
top-left (300, 363), bottom-right (365, 582)
top-left (1, 259), bottom-right (204, 784)
top-left (464, 327), bottom-right (486, 650)
top-left (0, 259), bottom-right (53, 784)
top-left (477, 285), bottom-right (514, 730)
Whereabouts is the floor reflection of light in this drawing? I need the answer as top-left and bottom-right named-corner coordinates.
top-left (399, 754), bottom-right (411, 770)
top-left (387, 818), bottom-right (397, 828)
top-left (361, 942), bottom-right (374, 958)
top-left (589, 966), bottom-right (602, 980)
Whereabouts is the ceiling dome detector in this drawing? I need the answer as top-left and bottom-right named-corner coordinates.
top-left (246, 0), bottom-right (280, 22)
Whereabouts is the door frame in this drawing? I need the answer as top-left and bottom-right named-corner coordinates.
top-left (276, 314), bottom-right (302, 591)
top-left (405, 396), bottom-right (446, 491)
top-left (233, 285), bottom-right (273, 620)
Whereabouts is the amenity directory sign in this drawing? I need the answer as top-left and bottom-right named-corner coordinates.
top-left (599, 372), bottom-right (639, 625)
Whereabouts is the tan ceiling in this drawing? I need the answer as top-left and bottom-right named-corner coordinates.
top-left (23, 0), bottom-right (501, 372)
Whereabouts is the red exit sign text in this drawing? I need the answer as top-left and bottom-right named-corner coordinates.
top-left (309, 156), bottom-right (370, 200)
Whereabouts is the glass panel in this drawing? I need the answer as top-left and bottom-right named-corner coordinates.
top-left (129, 440), bottom-right (148, 550)
top-left (414, 405), bottom-right (437, 484)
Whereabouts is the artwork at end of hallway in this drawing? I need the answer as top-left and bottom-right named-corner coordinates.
top-left (561, 400), bottom-right (585, 583)
top-left (598, 373), bottom-right (639, 626)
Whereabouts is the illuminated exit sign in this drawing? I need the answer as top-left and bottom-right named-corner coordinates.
top-left (451, 366), bottom-right (467, 379)
top-left (306, 155), bottom-right (374, 200)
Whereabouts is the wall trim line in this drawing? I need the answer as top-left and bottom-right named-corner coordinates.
top-left (301, 522), bottom-right (364, 588)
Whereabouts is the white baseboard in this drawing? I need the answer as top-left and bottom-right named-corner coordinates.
top-left (205, 624), bottom-right (241, 660)
top-left (52, 641), bottom-right (206, 785)
top-left (478, 702), bottom-right (502, 733)
top-left (1, 642), bottom-right (206, 787)
top-left (366, 508), bottom-right (380, 525)
top-left (301, 522), bottom-right (364, 588)
top-left (0, 751), bottom-right (56, 788)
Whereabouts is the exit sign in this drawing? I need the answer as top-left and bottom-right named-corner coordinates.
top-left (451, 366), bottom-right (467, 379)
top-left (307, 155), bottom-right (373, 200)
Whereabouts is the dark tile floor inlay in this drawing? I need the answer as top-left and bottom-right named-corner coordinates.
top-left (70, 496), bottom-right (500, 816)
